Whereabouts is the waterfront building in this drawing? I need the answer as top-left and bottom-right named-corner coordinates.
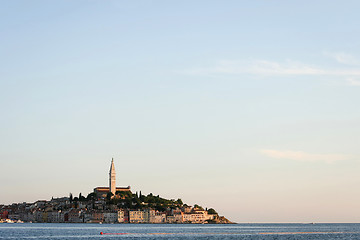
top-left (0, 210), bottom-right (8, 219)
top-left (166, 215), bottom-right (175, 223)
top-left (84, 211), bottom-right (92, 223)
top-left (91, 211), bottom-right (104, 223)
top-left (143, 209), bottom-right (155, 223)
top-left (152, 212), bottom-right (166, 223)
top-left (59, 211), bottom-right (66, 223)
top-left (19, 212), bottom-right (31, 222)
top-left (47, 211), bottom-right (62, 223)
top-left (174, 213), bottom-right (184, 223)
top-left (123, 210), bottom-right (129, 223)
top-left (41, 212), bottom-right (48, 223)
top-left (68, 209), bottom-right (82, 223)
top-left (129, 210), bottom-right (145, 223)
top-left (7, 213), bottom-right (19, 221)
top-left (34, 210), bottom-right (43, 223)
top-left (103, 211), bottom-right (117, 223)
top-left (117, 210), bottom-right (125, 223)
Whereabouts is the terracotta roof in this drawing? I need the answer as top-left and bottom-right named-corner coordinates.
top-left (94, 187), bottom-right (131, 192)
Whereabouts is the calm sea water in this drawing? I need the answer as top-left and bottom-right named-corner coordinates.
top-left (1, 223), bottom-right (360, 240)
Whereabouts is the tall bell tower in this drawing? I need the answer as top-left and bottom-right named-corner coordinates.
top-left (109, 158), bottom-right (116, 195)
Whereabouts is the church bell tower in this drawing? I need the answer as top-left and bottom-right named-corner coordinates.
top-left (109, 158), bottom-right (116, 195)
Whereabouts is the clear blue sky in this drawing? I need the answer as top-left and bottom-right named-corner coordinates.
top-left (1, 0), bottom-right (360, 223)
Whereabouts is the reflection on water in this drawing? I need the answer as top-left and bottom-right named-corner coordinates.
top-left (1, 223), bottom-right (360, 239)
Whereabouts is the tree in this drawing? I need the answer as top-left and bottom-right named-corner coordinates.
top-left (116, 191), bottom-right (132, 199)
top-left (86, 192), bottom-right (96, 201)
top-left (78, 193), bottom-right (86, 202)
top-left (207, 208), bottom-right (218, 215)
top-left (139, 191), bottom-right (144, 201)
top-left (69, 193), bottom-right (73, 203)
top-left (194, 204), bottom-right (204, 210)
top-left (106, 192), bottom-right (114, 202)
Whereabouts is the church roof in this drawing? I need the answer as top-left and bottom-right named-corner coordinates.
top-left (94, 186), bottom-right (131, 192)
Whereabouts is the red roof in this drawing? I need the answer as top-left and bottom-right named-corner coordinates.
top-left (94, 187), bottom-right (131, 192)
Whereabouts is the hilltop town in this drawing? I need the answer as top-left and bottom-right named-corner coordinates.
top-left (0, 159), bottom-right (231, 224)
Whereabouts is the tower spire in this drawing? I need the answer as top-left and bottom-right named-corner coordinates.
top-left (109, 158), bottom-right (116, 195)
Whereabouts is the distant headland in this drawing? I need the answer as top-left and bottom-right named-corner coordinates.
top-left (0, 159), bottom-right (232, 224)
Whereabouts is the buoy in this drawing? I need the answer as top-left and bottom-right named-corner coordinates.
top-left (99, 233), bottom-right (129, 235)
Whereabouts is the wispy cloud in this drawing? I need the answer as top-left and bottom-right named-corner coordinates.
top-left (324, 51), bottom-right (360, 66)
top-left (260, 149), bottom-right (351, 163)
top-left (185, 59), bottom-right (360, 77)
top-left (217, 60), bottom-right (325, 76)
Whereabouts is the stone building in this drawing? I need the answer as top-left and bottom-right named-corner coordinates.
top-left (94, 158), bottom-right (131, 198)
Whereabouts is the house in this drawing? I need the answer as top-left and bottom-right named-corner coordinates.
top-left (129, 210), bottom-right (145, 223)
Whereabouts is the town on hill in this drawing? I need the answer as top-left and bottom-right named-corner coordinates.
top-left (0, 159), bottom-right (232, 224)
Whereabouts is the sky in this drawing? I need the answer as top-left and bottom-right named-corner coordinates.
top-left (1, 0), bottom-right (360, 223)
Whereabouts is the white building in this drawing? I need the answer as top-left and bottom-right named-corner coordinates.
top-left (117, 210), bottom-right (125, 223)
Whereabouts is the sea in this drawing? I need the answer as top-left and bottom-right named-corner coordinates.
top-left (1, 223), bottom-right (360, 240)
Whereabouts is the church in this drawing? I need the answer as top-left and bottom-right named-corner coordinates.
top-left (93, 158), bottom-right (131, 198)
